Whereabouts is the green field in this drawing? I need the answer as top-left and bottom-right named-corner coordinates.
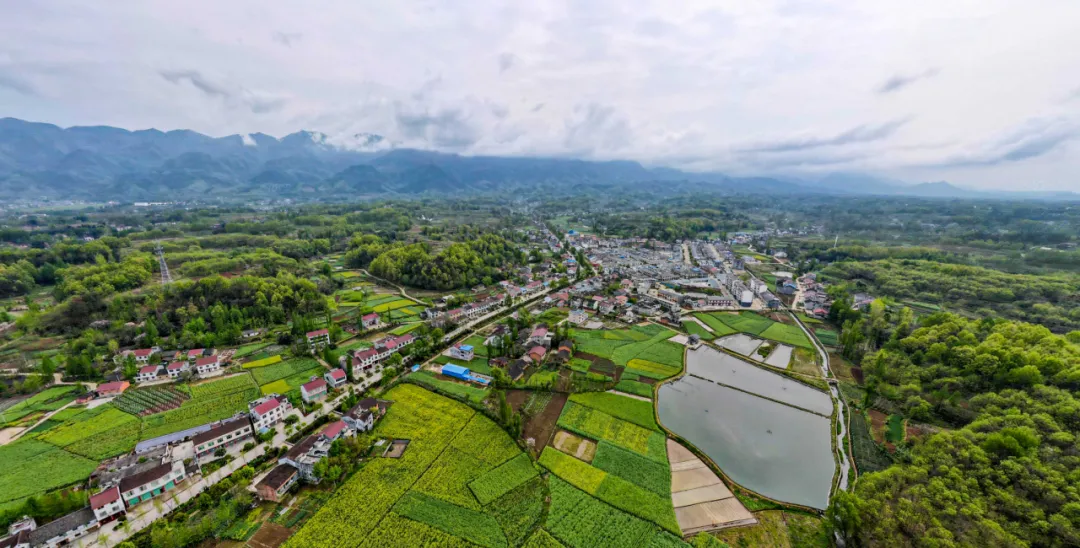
top-left (702, 312), bottom-right (814, 348)
top-left (40, 406), bottom-right (141, 460)
top-left (758, 322), bottom-right (814, 349)
top-left (407, 371), bottom-right (490, 403)
top-left (234, 342), bottom-right (272, 358)
top-left (390, 323), bottom-right (424, 336)
top-left (141, 375), bottom-right (260, 440)
top-left (1, 386), bottom-right (79, 425)
top-left (283, 384), bottom-right (537, 547)
top-left (573, 325), bottom-right (684, 380)
top-left (250, 357), bottom-right (323, 386)
top-left (693, 313), bottom-right (738, 336)
top-left (680, 320), bottom-right (714, 340)
top-left (0, 439), bottom-right (98, 506)
top-left (568, 393), bottom-right (659, 431)
top-left (815, 328), bottom-right (839, 346)
top-left (614, 379), bottom-right (654, 398)
top-left (556, 401), bottom-right (667, 463)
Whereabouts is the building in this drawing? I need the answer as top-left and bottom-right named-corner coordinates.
top-left (255, 464), bottom-right (299, 502)
top-left (194, 355), bottom-right (221, 376)
top-left (441, 363), bottom-right (472, 381)
top-left (89, 486), bottom-right (125, 524)
top-left (343, 397), bottom-right (391, 432)
top-left (361, 313), bottom-right (380, 330)
top-left (301, 377), bottom-right (328, 403)
top-left (529, 327), bottom-right (550, 346)
top-left (568, 310), bottom-right (588, 325)
top-left (306, 329), bottom-right (330, 351)
top-left (96, 381), bottom-right (129, 397)
top-left (250, 395), bottom-right (291, 432)
top-left (528, 346), bottom-right (547, 363)
top-left (22, 509), bottom-right (98, 548)
top-left (136, 365), bottom-right (161, 383)
top-left (449, 344), bottom-right (475, 361)
top-left (324, 368), bottom-right (347, 389)
top-left (507, 359), bottom-right (528, 382)
top-left (165, 361), bottom-right (189, 379)
top-left (130, 348), bottom-right (158, 364)
top-left (739, 290), bottom-right (754, 307)
top-left (119, 460), bottom-right (187, 507)
top-left (278, 422), bottom-right (347, 483)
top-left (321, 420), bottom-right (351, 442)
top-left (192, 416), bottom-right (254, 461)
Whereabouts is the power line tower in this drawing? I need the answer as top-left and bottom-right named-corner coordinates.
top-left (156, 243), bottom-right (172, 285)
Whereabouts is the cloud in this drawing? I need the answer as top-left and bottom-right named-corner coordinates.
top-left (160, 69), bottom-right (285, 113)
top-left (0, 70), bottom-right (38, 96)
top-left (562, 103), bottom-right (633, 156)
top-left (876, 68), bottom-right (940, 94)
top-left (531, 103), bottom-right (545, 113)
top-left (394, 104), bottom-right (482, 149)
top-left (497, 53), bottom-right (515, 74)
top-left (272, 31), bottom-right (303, 47)
top-left (241, 133), bottom-right (256, 146)
top-left (738, 118), bottom-right (913, 153)
top-left (933, 118), bottom-right (1078, 167)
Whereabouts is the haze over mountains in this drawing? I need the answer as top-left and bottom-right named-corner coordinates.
top-left (0, 118), bottom-right (1072, 201)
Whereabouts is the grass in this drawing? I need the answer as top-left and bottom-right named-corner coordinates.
top-left (591, 441), bottom-right (670, 496)
top-left (815, 328), bottom-right (839, 346)
top-left (40, 406), bottom-right (141, 459)
top-left (568, 357), bottom-right (592, 373)
top-left (614, 379), bottom-right (653, 399)
top-left (568, 393), bottom-right (659, 431)
top-left (469, 453), bottom-right (539, 505)
top-left (712, 510), bottom-right (827, 548)
top-left (886, 414), bottom-right (905, 444)
top-left (260, 368), bottom-right (324, 397)
top-left (408, 370), bottom-right (490, 404)
top-left (759, 322), bottom-right (814, 349)
top-left (393, 491), bottom-right (508, 548)
top-left (242, 354), bottom-right (283, 368)
top-left (0, 439), bottom-right (98, 505)
top-left (681, 320), bottom-right (714, 340)
top-left (434, 354), bottom-right (494, 375)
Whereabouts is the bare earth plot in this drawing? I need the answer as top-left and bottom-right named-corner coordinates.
top-left (667, 439), bottom-right (756, 535)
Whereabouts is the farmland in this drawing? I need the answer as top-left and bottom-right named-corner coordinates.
top-left (0, 439), bottom-right (98, 507)
top-left (0, 386), bottom-right (79, 425)
top-left (614, 379), bottom-right (654, 398)
top-left (250, 357), bottom-right (323, 386)
top-left (40, 406), bottom-right (141, 459)
top-left (556, 401), bottom-right (667, 463)
top-left (140, 375), bottom-right (260, 439)
top-left (697, 312), bottom-right (813, 349)
top-left (242, 354), bottom-right (283, 369)
top-left (406, 371), bottom-right (490, 403)
top-left (282, 384), bottom-right (538, 548)
top-left (567, 392), bottom-right (659, 431)
top-left (680, 320), bottom-right (714, 340)
top-left (112, 385), bottom-right (189, 416)
top-left (572, 325), bottom-right (684, 380)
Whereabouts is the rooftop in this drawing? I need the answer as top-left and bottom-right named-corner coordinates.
top-left (191, 416), bottom-right (250, 445)
top-left (258, 464), bottom-right (298, 491)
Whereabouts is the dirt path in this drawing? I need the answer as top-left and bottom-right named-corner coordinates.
top-left (605, 390), bottom-right (650, 402)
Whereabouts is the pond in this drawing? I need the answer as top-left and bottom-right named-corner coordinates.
top-left (685, 346), bottom-right (832, 415)
top-left (658, 375), bottom-right (836, 510)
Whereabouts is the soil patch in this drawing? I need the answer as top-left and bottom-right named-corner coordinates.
top-left (247, 523), bottom-right (293, 548)
top-left (523, 391), bottom-right (568, 454)
top-left (850, 367), bottom-right (864, 384)
top-left (867, 409), bottom-right (889, 449)
top-left (506, 389), bottom-right (530, 412)
top-left (552, 430), bottom-right (597, 462)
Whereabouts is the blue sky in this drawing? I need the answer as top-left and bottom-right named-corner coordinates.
top-left (1, 0), bottom-right (1078, 190)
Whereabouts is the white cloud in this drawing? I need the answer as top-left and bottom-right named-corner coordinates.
top-left (0, 0), bottom-right (1078, 190)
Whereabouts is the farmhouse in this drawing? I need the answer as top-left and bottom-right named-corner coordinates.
top-left (343, 397), bottom-right (391, 432)
top-left (136, 365), bottom-right (161, 383)
top-left (120, 460), bottom-right (187, 507)
top-left (194, 355), bottom-right (221, 376)
top-left (165, 361), bottom-right (189, 378)
top-left (255, 464), bottom-right (299, 502)
top-left (249, 394), bottom-right (291, 432)
top-left (306, 329), bottom-right (330, 351)
top-left (301, 377), bottom-right (328, 403)
top-left (96, 381), bottom-right (129, 397)
top-left (128, 347), bottom-right (159, 365)
top-left (527, 346), bottom-right (547, 363)
top-left (20, 508), bottom-right (98, 548)
top-left (507, 359), bottom-right (528, 382)
top-left (568, 309), bottom-right (588, 325)
top-left (528, 327), bottom-right (550, 346)
top-left (89, 486), bottom-right (125, 524)
top-left (324, 368), bottom-right (348, 388)
top-left (449, 344), bottom-right (474, 361)
top-left (279, 422), bottom-right (348, 483)
top-left (361, 312), bottom-right (380, 330)
top-left (192, 416), bottom-right (254, 461)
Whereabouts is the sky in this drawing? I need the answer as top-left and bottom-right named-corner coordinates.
top-left (1, 0), bottom-right (1078, 191)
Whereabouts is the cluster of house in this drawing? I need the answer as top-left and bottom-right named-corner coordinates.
top-left (798, 273), bottom-right (833, 318)
top-left (0, 392), bottom-right (298, 548)
top-left (117, 347), bottom-right (225, 383)
top-left (254, 397), bottom-right (391, 502)
top-left (337, 333), bottom-right (417, 386)
top-left (305, 329), bottom-right (331, 352)
top-left (440, 324), bottom-right (568, 385)
top-left (298, 367), bottom-right (349, 404)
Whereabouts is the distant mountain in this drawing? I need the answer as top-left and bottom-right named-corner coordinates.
top-left (0, 117), bottom-right (1075, 201)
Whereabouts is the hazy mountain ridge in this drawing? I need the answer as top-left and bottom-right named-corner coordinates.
top-left (0, 117), bottom-right (1072, 201)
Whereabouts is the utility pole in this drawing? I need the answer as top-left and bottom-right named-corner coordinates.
top-left (156, 243), bottom-right (172, 285)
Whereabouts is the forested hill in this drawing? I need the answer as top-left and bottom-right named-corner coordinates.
top-left (832, 312), bottom-right (1080, 547)
top-left (822, 259), bottom-right (1080, 332)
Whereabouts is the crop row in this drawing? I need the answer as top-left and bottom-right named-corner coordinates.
top-left (189, 375), bottom-right (258, 399)
top-left (140, 388), bottom-right (259, 440)
top-left (469, 453), bottom-right (539, 505)
top-left (251, 358), bottom-right (321, 385)
top-left (113, 386), bottom-right (189, 415)
top-left (393, 491), bottom-right (508, 548)
top-left (242, 354), bottom-right (283, 369)
top-left (556, 402), bottom-right (667, 463)
top-left (567, 393), bottom-right (659, 431)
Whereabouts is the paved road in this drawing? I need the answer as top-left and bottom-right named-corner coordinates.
top-left (77, 392), bottom-right (350, 548)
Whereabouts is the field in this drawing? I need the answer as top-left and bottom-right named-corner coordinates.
top-left (259, 368), bottom-right (325, 397)
top-left (250, 358), bottom-right (323, 386)
top-left (0, 386), bottom-right (78, 424)
top-left (407, 371), bottom-right (490, 403)
top-left (372, 298), bottom-right (416, 314)
top-left (700, 312), bottom-right (814, 349)
top-left (680, 320), bottom-right (714, 340)
top-left (282, 384), bottom-right (537, 548)
top-left (556, 401), bottom-right (667, 463)
top-left (234, 342), bottom-right (273, 358)
top-left (711, 510), bottom-right (827, 547)
top-left (567, 393), bottom-right (659, 431)
top-left (573, 325), bottom-right (684, 380)
top-left (390, 323), bottom-right (423, 336)
top-left (758, 323), bottom-right (814, 349)
top-left (112, 385), bottom-right (190, 416)
top-left (693, 313), bottom-right (738, 336)
top-left (140, 375), bottom-right (260, 440)
top-left (815, 328), bottom-right (839, 346)
top-left (0, 439), bottom-right (98, 506)
top-left (614, 379), bottom-right (654, 398)
top-left (849, 411), bottom-right (893, 474)
top-left (242, 354), bottom-right (283, 368)
top-left (40, 406), bottom-right (141, 459)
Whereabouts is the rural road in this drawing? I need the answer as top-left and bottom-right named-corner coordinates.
top-left (788, 310), bottom-right (852, 494)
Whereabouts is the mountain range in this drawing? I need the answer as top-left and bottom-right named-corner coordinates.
top-left (0, 117), bottom-right (1073, 201)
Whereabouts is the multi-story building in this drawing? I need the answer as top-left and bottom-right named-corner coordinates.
top-left (249, 394), bottom-right (291, 433)
top-left (192, 416), bottom-right (254, 461)
top-left (324, 368), bottom-right (347, 389)
top-left (254, 464), bottom-right (299, 502)
top-left (360, 313), bottom-right (380, 330)
top-left (136, 365), bottom-right (161, 383)
top-left (306, 329), bottom-right (330, 351)
top-left (194, 356), bottom-right (221, 376)
top-left (449, 344), bottom-right (474, 361)
top-left (89, 486), bottom-right (125, 525)
top-left (342, 397), bottom-right (391, 432)
top-left (300, 377), bottom-right (328, 403)
top-left (165, 361), bottom-right (189, 379)
top-left (119, 460), bottom-right (187, 507)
